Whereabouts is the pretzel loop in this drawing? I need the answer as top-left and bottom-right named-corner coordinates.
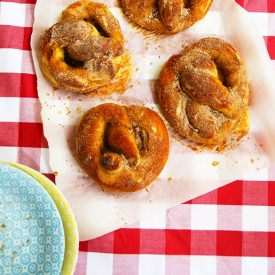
top-left (158, 38), bottom-right (249, 150)
top-left (75, 104), bottom-right (169, 192)
top-left (40, 1), bottom-right (131, 94)
top-left (121, 0), bottom-right (213, 33)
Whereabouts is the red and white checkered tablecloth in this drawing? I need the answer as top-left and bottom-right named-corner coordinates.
top-left (1, 0), bottom-right (275, 274)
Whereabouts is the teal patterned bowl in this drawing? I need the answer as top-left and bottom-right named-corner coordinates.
top-left (0, 163), bottom-right (65, 275)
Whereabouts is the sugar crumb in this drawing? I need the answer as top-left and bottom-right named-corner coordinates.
top-left (76, 107), bottom-right (82, 113)
top-left (212, 161), bottom-right (220, 167)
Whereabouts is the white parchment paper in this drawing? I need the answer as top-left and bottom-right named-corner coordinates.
top-left (31, 0), bottom-right (275, 240)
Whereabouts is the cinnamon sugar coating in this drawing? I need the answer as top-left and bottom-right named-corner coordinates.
top-left (121, 0), bottom-right (213, 34)
top-left (75, 103), bottom-right (169, 192)
top-left (39, 1), bottom-right (131, 94)
top-left (157, 37), bottom-right (250, 150)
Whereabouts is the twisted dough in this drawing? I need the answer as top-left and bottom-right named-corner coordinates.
top-left (40, 1), bottom-right (131, 94)
top-left (75, 103), bottom-right (169, 192)
top-left (121, 0), bottom-right (213, 33)
top-left (157, 37), bottom-right (249, 150)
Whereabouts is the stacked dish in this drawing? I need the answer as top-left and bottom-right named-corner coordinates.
top-left (0, 162), bottom-right (78, 275)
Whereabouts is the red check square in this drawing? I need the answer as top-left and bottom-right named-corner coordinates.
top-left (113, 229), bottom-right (140, 254)
top-left (217, 231), bottom-right (242, 256)
top-left (166, 230), bottom-right (191, 255)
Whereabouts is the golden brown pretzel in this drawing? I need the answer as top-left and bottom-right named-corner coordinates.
top-left (40, 1), bottom-right (131, 94)
top-left (75, 103), bottom-right (169, 192)
top-left (121, 0), bottom-right (213, 34)
top-left (157, 37), bottom-right (249, 150)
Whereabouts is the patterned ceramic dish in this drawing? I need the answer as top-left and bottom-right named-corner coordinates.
top-left (0, 163), bottom-right (65, 275)
top-left (5, 162), bottom-right (79, 275)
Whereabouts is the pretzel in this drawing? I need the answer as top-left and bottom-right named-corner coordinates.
top-left (39, 1), bottom-right (131, 94)
top-left (157, 37), bottom-right (249, 150)
top-left (121, 0), bottom-right (213, 34)
top-left (75, 103), bottom-right (169, 192)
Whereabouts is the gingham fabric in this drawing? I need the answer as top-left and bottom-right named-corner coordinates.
top-left (1, 0), bottom-right (275, 274)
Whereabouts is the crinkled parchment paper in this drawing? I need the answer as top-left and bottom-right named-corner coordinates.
top-left (31, 0), bottom-right (275, 240)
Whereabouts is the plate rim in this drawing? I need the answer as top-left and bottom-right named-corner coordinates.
top-left (0, 162), bottom-right (66, 275)
top-left (3, 161), bottom-right (79, 275)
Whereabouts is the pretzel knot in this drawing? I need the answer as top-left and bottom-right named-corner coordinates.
top-left (121, 0), bottom-right (213, 33)
top-left (158, 38), bottom-right (250, 150)
top-left (40, 1), bottom-right (131, 94)
top-left (75, 103), bottom-right (169, 192)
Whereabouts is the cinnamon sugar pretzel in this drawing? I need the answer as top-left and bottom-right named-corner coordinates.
top-left (75, 103), bottom-right (169, 192)
top-left (39, 1), bottom-right (131, 94)
top-left (121, 0), bottom-right (213, 34)
top-left (157, 37), bottom-right (250, 150)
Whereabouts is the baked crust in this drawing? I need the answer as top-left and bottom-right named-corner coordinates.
top-left (121, 0), bottom-right (213, 34)
top-left (39, 1), bottom-right (131, 94)
top-left (157, 37), bottom-right (249, 150)
top-left (75, 103), bottom-right (169, 192)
